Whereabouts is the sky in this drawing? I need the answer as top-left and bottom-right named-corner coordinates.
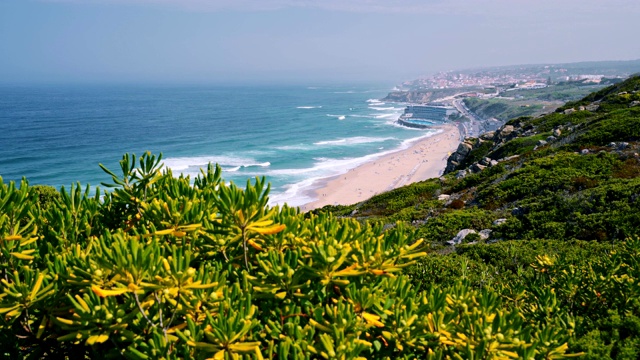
top-left (1, 0), bottom-right (639, 84)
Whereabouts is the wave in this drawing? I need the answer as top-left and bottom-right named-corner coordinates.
top-left (224, 162), bottom-right (271, 172)
top-left (274, 144), bottom-right (313, 151)
top-left (297, 106), bottom-right (322, 109)
top-left (374, 113), bottom-right (400, 119)
top-left (314, 136), bottom-right (395, 146)
top-left (366, 99), bottom-right (383, 103)
top-left (338, 115), bottom-right (346, 120)
top-left (369, 106), bottom-right (403, 111)
top-left (326, 114), bottom-right (346, 119)
top-left (267, 130), bottom-right (442, 206)
top-left (349, 114), bottom-right (375, 118)
top-left (163, 156), bottom-right (270, 172)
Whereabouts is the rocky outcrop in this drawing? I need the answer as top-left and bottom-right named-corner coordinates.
top-left (382, 91), bottom-right (434, 103)
top-left (445, 141), bottom-right (474, 173)
top-left (447, 229), bottom-right (477, 246)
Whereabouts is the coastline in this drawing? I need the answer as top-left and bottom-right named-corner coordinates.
top-left (300, 123), bottom-right (461, 211)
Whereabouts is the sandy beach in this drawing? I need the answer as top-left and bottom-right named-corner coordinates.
top-left (300, 124), bottom-right (461, 211)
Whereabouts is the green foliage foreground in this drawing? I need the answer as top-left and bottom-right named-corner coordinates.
top-left (0, 153), bottom-right (589, 359)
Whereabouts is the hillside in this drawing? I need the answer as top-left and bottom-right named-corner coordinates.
top-left (313, 76), bottom-right (640, 359)
top-left (321, 76), bottom-right (640, 244)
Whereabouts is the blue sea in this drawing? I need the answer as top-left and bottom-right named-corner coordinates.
top-left (0, 84), bottom-right (436, 206)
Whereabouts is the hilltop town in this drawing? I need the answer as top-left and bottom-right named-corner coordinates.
top-left (385, 59), bottom-right (640, 137)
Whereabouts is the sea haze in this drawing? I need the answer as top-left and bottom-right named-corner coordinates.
top-left (0, 84), bottom-right (436, 206)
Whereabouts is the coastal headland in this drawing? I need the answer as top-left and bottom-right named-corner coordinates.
top-left (301, 124), bottom-right (460, 211)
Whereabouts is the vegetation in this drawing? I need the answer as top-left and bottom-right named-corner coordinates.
top-left (1, 77), bottom-right (639, 359)
top-left (316, 76), bottom-right (640, 358)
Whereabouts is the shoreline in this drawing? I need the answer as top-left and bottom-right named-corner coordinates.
top-left (300, 123), bottom-right (461, 211)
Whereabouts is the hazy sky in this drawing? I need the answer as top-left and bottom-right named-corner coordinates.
top-left (1, 0), bottom-right (639, 84)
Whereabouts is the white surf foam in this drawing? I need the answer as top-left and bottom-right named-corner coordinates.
top-left (267, 129), bottom-right (443, 207)
top-left (326, 114), bottom-right (346, 119)
top-left (338, 115), bottom-right (346, 120)
top-left (374, 113), bottom-right (400, 119)
top-left (163, 156), bottom-right (270, 173)
top-left (297, 106), bottom-right (322, 109)
top-left (369, 106), bottom-right (404, 111)
top-left (314, 136), bottom-right (395, 146)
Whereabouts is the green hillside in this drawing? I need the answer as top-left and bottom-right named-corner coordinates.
top-left (315, 76), bottom-right (640, 358)
top-left (1, 77), bottom-right (639, 359)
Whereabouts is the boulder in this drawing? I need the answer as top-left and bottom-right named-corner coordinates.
top-left (553, 128), bottom-right (562, 137)
top-left (455, 170), bottom-right (467, 179)
top-left (489, 160), bottom-right (499, 167)
top-left (479, 229), bottom-right (492, 240)
top-left (537, 140), bottom-right (548, 146)
top-left (564, 108), bottom-right (576, 115)
top-left (581, 149), bottom-right (590, 155)
top-left (546, 136), bottom-right (556, 142)
top-left (512, 207), bottom-right (526, 216)
top-left (480, 131), bottom-right (495, 140)
top-left (499, 155), bottom-right (520, 162)
top-left (618, 142), bottom-right (630, 150)
top-left (609, 142), bottom-right (617, 148)
top-left (471, 163), bottom-right (487, 173)
top-left (457, 142), bottom-right (473, 156)
top-left (447, 229), bottom-right (477, 246)
top-left (437, 194), bottom-right (451, 201)
top-left (493, 218), bottom-right (507, 226)
top-left (480, 157), bottom-right (491, 166)
top-left (630, 101), bottom-right (640, 107)
top-left (586, 104), bottom-right (600, 111)
top-left (500, 125), bottom-right (515, 137)
top-left (578, 106), bottom-right (585, 111)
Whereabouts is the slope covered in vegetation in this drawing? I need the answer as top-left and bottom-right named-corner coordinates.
top-left (315, 76), bottom-right (640, 358)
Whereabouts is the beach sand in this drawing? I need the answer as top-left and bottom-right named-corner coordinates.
top-left (300, 124), bottom-right (461, 211)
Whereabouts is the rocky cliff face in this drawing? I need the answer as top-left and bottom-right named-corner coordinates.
top-left (382, 91), bottom-right (434, 103)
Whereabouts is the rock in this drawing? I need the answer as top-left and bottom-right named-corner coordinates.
top-left (479, 229), bottom-right (492, 240)
top-left (471, 163), bottom-right (487, 173)
top-left (512, 207), bottom-right (526, 216)
top-left (618, 92), bottom-right (628, 95)
top-left (609, 142), bottom-right (617, 148)
top-left (546, 136), bottom-right (556, 142)
top-left (447, 229), bottom-right (477, 246)
top-left (630, 101), bottom-right (640, 107)
top-left (480, 131), bottom-right (495, 140)
top-left (564, 108), bottom-right (576, 115)
top-left (489, 160), bottom-right (499, 167)
top-left (351, 209), bottom-right (358, 216)
top-left (493, 218), bottom-right (507, 226)
top-left (553, 128), bottom-right (561, 137)
top-left (457, 142), bottom-right (473, 156)
top-left (618, 142), bottom-right (630, 150)
top-left (455, 170), bottom-right (467, 179)
top-left (500, 125), bottom-right (515, 137)
top-left (437, 194), bottom-right (451, 201)
top-left (537, 140), bottom-right (548, 146)
top-left (586, 104), bottom-right (600, 111)
top-left (578, 106), bottom-right (585, 111)
top-left (581, 149), bottom-right (590, 155)
top-left (480, 157), bottom-right (491, 166)
top-left (499, 155), bottom-right (520, 162)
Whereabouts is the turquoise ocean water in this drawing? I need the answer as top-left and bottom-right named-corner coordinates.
top-left (0, 84), bottom-right (436, 206)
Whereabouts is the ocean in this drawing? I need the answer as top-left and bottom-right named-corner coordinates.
top-left (0, 83), bottom-right (436, 206)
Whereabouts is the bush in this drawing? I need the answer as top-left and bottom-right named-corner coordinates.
top-left (0, 153), bottom-right (581, 359)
